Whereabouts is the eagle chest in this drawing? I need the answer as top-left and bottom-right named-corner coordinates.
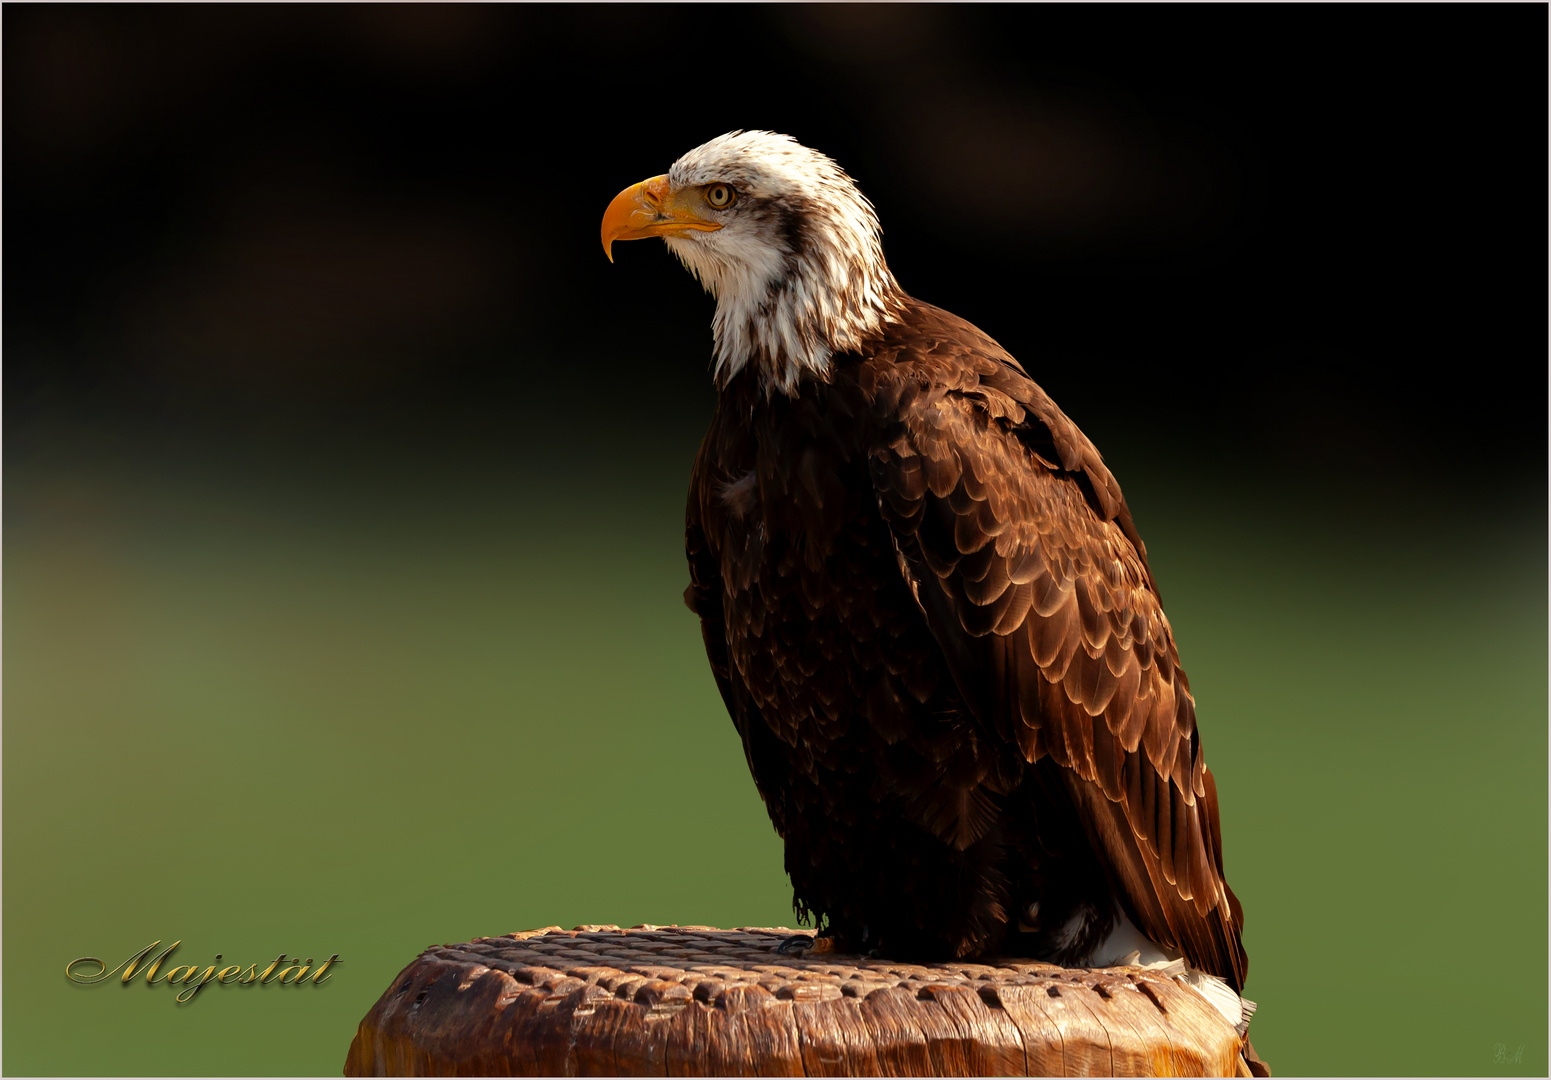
top-left (705, 415), bottom-right (946, 765)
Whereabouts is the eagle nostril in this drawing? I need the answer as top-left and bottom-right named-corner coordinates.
top-left (641, 178), bottom-right (669, 211)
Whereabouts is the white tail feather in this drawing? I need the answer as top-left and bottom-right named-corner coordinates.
top-left (1093, 912), bottom-right (1255, 1035)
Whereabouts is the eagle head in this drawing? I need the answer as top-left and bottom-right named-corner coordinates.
top-left (601, 131), bottom-right (903, 394)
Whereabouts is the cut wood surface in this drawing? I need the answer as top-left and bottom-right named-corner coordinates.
top-left (344, 925), bottom-right (1263, 1077)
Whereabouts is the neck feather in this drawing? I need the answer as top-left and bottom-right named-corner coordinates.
top-left (668, 231), bottom-right (904, 395)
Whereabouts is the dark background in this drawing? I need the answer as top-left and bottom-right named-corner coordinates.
top-left (5, 5), bottom-right (1546, 1076)
top-left (9, 4), bottom-right (1546, 485)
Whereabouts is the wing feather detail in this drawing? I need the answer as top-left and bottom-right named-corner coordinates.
top-left (864, 306), bottom-right (1249, 990)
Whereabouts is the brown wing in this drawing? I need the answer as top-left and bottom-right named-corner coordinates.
top-left (863, 304), bottom-right (1249, 990)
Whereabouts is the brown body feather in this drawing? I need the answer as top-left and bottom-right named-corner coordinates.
top-left (685, 297), bottom-right (1248, 991)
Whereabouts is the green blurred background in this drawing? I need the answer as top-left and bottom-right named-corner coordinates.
top-left (5, 5), bottom-right (1546, 1076)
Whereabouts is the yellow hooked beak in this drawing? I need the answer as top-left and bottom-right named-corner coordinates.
top-left (600, 174), bottom-right (723, 262)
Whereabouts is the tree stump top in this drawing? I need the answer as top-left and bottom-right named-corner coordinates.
top-left (344, 925), bottom-right (1262, 1077)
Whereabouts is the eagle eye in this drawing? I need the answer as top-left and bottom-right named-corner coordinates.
top-left (705, 184), bottom-right (736, 209)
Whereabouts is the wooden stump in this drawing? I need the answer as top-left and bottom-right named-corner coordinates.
top-left (344, 925), bottom-right (1264, 1077)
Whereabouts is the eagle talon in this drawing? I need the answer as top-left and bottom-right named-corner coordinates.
top-left (775, 933), bottom-right (817, 955)
top-left (776, 930), bottom-right (848, 955)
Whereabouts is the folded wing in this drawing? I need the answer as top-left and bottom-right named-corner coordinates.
top-left (864, 307), bottom-right (1249, 990)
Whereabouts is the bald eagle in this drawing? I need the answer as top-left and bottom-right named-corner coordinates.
top-left (601, 131), bottom-right (1257, 1035)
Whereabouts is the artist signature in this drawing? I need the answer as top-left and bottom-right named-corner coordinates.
top-left (67, 940), bottom-right (340, 1004)
top-left (1492, 1043), bottom-right (1525, 1066)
